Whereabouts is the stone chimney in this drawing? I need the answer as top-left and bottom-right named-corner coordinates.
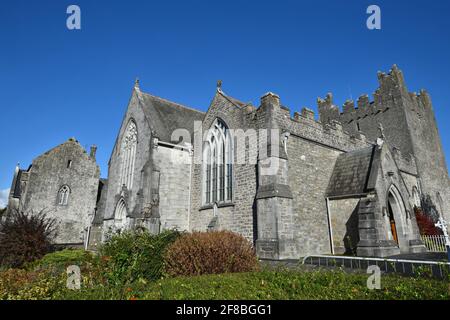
top-left (260, 92), bottom-right (280, 110)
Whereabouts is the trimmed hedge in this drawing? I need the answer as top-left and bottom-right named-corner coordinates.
top-left (164, 231), bottom-right (259, 277)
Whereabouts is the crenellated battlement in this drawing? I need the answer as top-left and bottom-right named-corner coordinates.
top-left (253, 64), bottom-right (442, 176)
top-left (317, 93), bottom-right (340, 124)
top-left (283, 103), bottom-right (369, 152)
top-left (409, 89), bottom-right (433, 112)
top-left (316, 65), bottom-right (436, 133)
top-left (255, 89), bottom-right (370, 152)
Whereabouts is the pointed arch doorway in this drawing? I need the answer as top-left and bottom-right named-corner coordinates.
top-left (387, 185), bottom-right (409, 250)
top-left (387, 200), bottom-right (399, 244)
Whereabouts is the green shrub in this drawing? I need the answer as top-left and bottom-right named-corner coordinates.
top-left (0, 210), bottom-right (57, 268)
top-left (26, 249), bottom-right (93, 271)
top-left (164, 231), bottom-right (259, 277)
top-left (98, 229), bottom-right (180, 285)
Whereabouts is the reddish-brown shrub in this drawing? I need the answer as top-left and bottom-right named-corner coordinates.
top-left (414, 207), bottom-right (442, 236)
top-left (164, 231), bottom-right (259, 277)
top-left (0, 210), bottom-right (57, 268)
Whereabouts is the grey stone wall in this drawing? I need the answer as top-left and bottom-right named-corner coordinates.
top-left (404, 91), bottom-right (450, 222)
top-left (102, 88), bottom-right (153, 228)
top-left (329, 198), bottom-right (361, 255)
top-left (190, 88), bottom-right (388, 259)
top-left (16, 138), bottom-right (99, 245)
top-left (9, 68), bottom-right (446, 259)
top-left (286, 135), bottom-right (340, 257)
top-left (152, 145), bottom-right (191, 231)
top-left (270, 92), bottom-right (370, 258)
top-left (318, 66), bottom-right (449, 225)
top-left (357, 145), bottom-right (425, 257)
top-left (189, 92), bottom-right (258, 242)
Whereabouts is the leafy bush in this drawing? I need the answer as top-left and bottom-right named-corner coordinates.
top-left (0, 210), bottom-right (57, 268)
top-left (414, 207), bottom-right (442, 235)
top-left (98, 229), bottom-right (180, 285)
top-left (164, 231), bottom-right (259, 277)
top-left (26, 249), bottom-right (93, 271)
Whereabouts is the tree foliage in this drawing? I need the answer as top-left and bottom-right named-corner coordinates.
top-left (414, 206), bottom-right (442, 236)
top-left (0, 210), bottom-right (57, 268)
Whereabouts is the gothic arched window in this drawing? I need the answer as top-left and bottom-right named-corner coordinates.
top-left (58, 185), bottom-right (70, 206)
top-left (203, 119), bottom-right (233, 204)
top-left (120, 120), bottom-right (138, 190)
top-left (114, 198), bottom-right (127, 229)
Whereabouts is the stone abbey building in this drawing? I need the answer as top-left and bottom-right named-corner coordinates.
top-left (7, 65), bottom-right (450, 258)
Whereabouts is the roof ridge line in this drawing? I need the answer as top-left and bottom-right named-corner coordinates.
top-left (141, 91), bottom-right (205, 114)
top-left (217, 89), bottom-right (247, 109)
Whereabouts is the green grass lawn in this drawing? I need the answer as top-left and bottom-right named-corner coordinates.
top-left (59, 268), bottom-right (449, 300)
top-left (1, 248), bottom-right (448, 300)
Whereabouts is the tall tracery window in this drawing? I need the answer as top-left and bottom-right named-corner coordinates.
top-left (120, 120), bottom-right (138, 190)
top-left (203, 119), bottom-right (233, 204)
top-left (58, 185), bottom-right (70, 206)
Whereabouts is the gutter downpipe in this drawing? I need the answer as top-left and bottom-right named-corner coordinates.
top-left (326, 197), bottom-right (335, 255)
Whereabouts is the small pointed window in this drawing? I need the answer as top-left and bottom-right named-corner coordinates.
top-left (114, 198), bottom-right (127, 229)
top-left (58, 185), bottom-right (70, 206)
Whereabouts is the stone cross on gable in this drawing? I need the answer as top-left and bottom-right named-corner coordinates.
top-left (435, 217), bottom-right (450, 246)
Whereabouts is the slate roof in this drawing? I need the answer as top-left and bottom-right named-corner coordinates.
top-left (140, 92), bottom-right (205, 143)
top-left (326, 146), bottom-right (375, 198)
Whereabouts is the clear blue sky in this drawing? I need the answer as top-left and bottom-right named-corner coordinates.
top-left (1, 0), bottom-right (449, 204)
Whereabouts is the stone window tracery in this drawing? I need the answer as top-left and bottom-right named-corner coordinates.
top-left (120, 120), bottom-right (138, 190)
top-left (203, 119), bottom-right (233, 205)
top-left (58, 185), bottom-right (70, 206)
